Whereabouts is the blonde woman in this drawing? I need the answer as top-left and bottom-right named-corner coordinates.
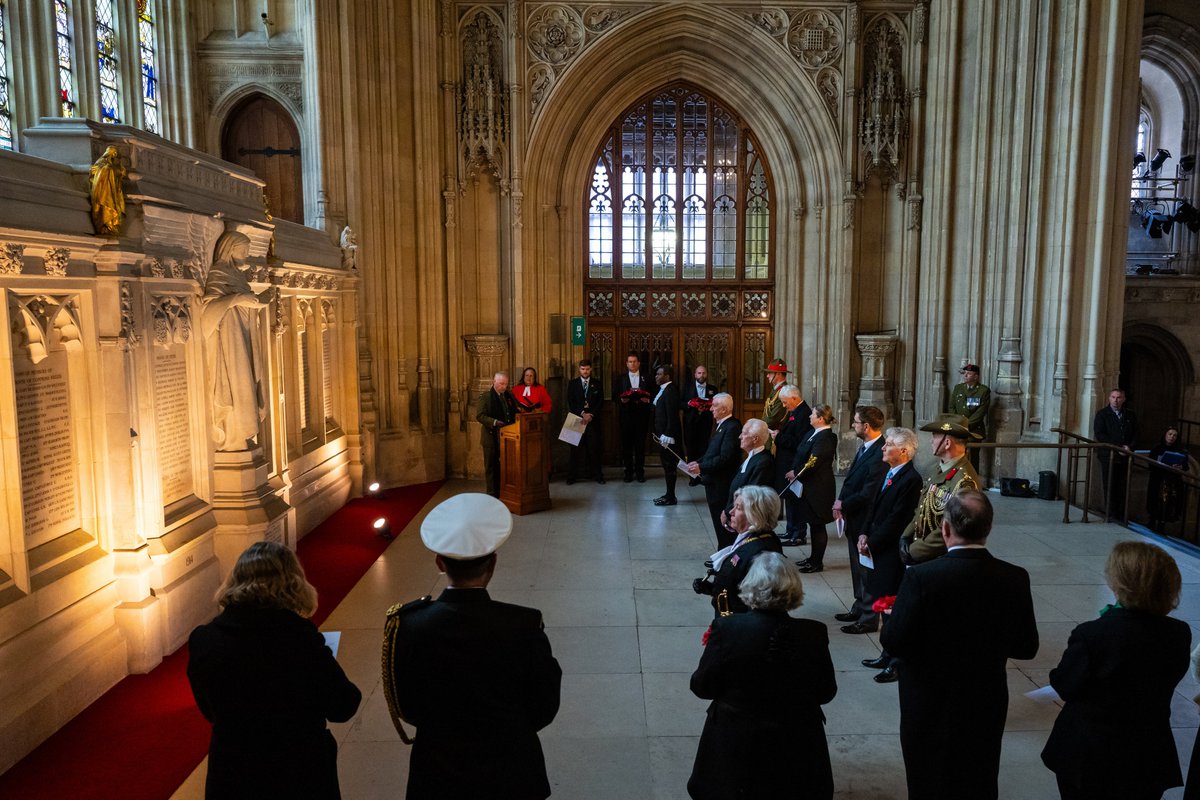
top-left (187, 542), bottom-right (361, 799)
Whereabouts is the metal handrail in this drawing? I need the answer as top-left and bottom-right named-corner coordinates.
top-left (958, 431), bottom-right (1200, 544)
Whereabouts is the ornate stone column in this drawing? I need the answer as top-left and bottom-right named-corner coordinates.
top-left (855, 333), bottom-right (899, 423)
top-left (463, 333), bottom-right (510, 479)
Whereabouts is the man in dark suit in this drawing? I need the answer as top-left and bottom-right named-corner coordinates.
top-left (851, 427), bottom-right (922, 645)
top-left (880, 490), bottom-right (1039, 800)
top-left (681, 365), bottom-right (716, 485)
top-left (772, 385), bottom-right (813, 544)
top-left (614, 351), bottom-right (653, 482)
top-left (651, 364), bottom-right (683, 506)
top-left (475, 372), bottom-right (515, 497)
top-left (383, 493), bottom-right (562, 800)
top-left (721, 419), bottom-right (775, 548)
top-left (1093, 388), bottom-right (1137, 519)
top-left (686, 393), bottom-right (742, 547)
top-left (833, 406), bottom-right (889, 627)
top-left (566, 359), bottom-right (605, 485)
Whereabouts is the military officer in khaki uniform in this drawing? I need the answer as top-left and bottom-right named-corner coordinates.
top-left (948, 363), bottom-right (990, 470)
top-left (901, 414), bottom-right (982, 565)
top-left (761, 358), bottom-right (790, 431)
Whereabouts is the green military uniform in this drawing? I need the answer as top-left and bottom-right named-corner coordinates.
top-left (901, 453), bottom-right (980, 563)
top-left (948, 382), bottom-right (990, 439)
top-left (762, 382), bottom-right (786, 430)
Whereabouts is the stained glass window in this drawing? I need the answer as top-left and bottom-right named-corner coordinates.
top-left (138, 0), bottom-right (159, 133)
top-left (55, 0), bottom-right (76, 117)
top-left (96, 0), bottom-right (119, 123)
top-left (586, 84), bottom-right (773, 282)
top-left (0, 0), bottom-right (12, 150)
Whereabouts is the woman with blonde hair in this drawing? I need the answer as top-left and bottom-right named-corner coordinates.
top-left (188, 541), bottom-right (362, 799)
top-left (1041, 540), bottom-right (1190, 800)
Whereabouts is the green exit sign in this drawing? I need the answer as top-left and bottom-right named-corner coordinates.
top-left (570, 316), bottom-right (585, 346)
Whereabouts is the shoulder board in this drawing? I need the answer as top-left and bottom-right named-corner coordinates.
top-left (385, 596), bottom-right (432, 619)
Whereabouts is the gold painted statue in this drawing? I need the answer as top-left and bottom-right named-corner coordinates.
top-left (89, 146), bottom-right (126, 236)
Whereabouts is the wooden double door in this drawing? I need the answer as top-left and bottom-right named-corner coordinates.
top-left (587, 324), bottom-right (772, 465)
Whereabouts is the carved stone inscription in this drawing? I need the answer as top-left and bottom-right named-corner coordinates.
top-left (154, 348), bottom-right (194, 506)
top-left (15, 350), bottom-right (79, 539)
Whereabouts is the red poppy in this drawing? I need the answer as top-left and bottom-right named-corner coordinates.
top-left (871, 595), bottom-right (897, 613)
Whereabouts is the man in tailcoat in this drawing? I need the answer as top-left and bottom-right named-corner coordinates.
top-left (686, 394), bottom-right (743, 547)
top-left (772, 385), bottom-right (813, 544)
top-left (475, 372), bottom-right (515, 497)
top-left (383, 493), bottom-right (562, 800)
top-left (614, 351), bottom-right (653, 482)
top-left (832, 406), bottom-right (890, 629)
top-left (651, 364), bottom-right (683, 506)
top-left (881, 490), bottom-right (1039, 800)
top-left (1093, 388), bottom-right (1137, 519)
top-left (900, 414), bottom-right (981, 565)
top-left (566, 359), bottom-right (605, 485)
top-left (681, 365), bottom-right (716, 485)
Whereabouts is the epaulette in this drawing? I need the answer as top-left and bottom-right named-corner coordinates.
top-left (385, 596), bottom-right (432, 619)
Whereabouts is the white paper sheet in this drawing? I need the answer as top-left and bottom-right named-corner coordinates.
top-left (322, 630), bottom-right (342, 658)
top-left (788, 480), bottom-right (803, 498)
top-left (1024, 685), bottom-right (1062, 703)
top-left (558, 412), bottom-right (587, 446)
top-left (858, 552), bottom-right (875, 569)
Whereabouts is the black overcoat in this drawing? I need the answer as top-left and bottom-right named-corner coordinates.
top-left (187, 605), bottom-right (362, 800)
top-left (837, 436), bottom-right (888, 535)
top-left (772, 403), bottom-right (813, 491)
top-left (790, 428), bottom-right (837, 525)
top-left (861, 461), bottom-right (922, 597)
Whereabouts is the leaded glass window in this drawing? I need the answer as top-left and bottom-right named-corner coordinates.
top-left (138, 0), bottom-right (159, 133)
top-left (96, 0), bottom-right (119, 123)
top-left (586, 84), bottom-right (773, 283)
top-left (0, 0), bottom-right (12, 150)
top-left (55, 0), bottom-right (76, 117)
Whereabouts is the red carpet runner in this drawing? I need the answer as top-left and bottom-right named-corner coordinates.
top-left (0, 481), bottom-right (443, 800)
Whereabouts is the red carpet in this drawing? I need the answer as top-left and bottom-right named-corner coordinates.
top-left (0, 480), bottom-right (443, 800)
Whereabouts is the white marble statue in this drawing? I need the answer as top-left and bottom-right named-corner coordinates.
top-left (202, 230), bottom-right (271, 451)
top-left (339, 225), bottom-right (358, 270)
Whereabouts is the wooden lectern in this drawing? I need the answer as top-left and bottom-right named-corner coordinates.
top-left (499, 411), bottom-right (552, 515)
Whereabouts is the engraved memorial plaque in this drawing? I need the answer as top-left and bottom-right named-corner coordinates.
top-left (154, 347), bottom-right (194, 507)
top-left (14, 349), bottom-right (80, 540)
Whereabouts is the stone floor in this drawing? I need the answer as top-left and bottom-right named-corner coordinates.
top-left (172, 476), bottom-right (1200, 800)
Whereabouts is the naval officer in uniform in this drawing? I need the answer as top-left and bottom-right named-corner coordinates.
top-left (382, 494), bottom-right (562, 800)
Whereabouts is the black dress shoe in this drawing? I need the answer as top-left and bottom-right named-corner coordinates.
top-left (841, 620), bottom-right (879, 635)
top-left (834, 612), bottom-right (860, 623)
top-left (873, 665), bottom-right (899, 683)
top-left (653, 496), bottom-right (677, 506)
top-left (779, 538), bottom-right (803, 547)
top-left (636, 473), bottom-right (646, 483)
top-left (596, 476), bottom-right (606, 484)
top-left (862, 655), bottom-right (891, 669)
top-left (796, 560), bottom-right (823, 573)
top-left (623, 472), bottom-right (634, 483)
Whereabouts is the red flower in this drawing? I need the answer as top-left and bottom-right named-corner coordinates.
top-left (620, 388), bottom-right (652, 403)
top-left (871, 595), bottom-right (897, 614)
top-left (701, 624), bottom-right (713, 646)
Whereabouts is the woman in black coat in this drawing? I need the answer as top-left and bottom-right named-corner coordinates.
top-left (688, 551), bottom-right (837, 800)
top-left (1147, 426), bottom-right (1189, 532)
top-left (1041, 541), bottom-right (1190, 800)
top-left (789, 404), bottom-right (838, 573)
top-left (693, 485), bottom-right (783, 616)
top-left (188, 541), bottom-right (362, 799)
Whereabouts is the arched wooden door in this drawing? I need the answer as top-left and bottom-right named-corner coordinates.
top-left (221, 94), bottom-right (304, 224)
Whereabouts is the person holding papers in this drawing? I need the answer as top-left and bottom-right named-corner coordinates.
top-left (849, 428), bottom-right (921, 641)
top-left (692, 485), bottom-right (783, 616)
top-left (565, 359), bottom-right (605, 485)
top-left (1147, 425), bottom-right (1189, 532)
top-left (787, 404), bottom-right (838, 574)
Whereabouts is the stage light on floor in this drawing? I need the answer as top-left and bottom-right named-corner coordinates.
top-left (373, 517), bottom-right (393, 540)
top-left (367, 481), bottom-right (381, 497)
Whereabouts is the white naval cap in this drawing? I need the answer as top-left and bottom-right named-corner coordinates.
top-left (419, 493), bottom-right (513, 559)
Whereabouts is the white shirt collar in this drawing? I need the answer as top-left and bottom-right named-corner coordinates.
top-left (863, 433), bottom-right (882, 448)
top-left (948, 544), bottom-right (988, 552)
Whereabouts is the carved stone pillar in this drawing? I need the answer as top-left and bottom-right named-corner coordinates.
top-left (991, 337), bottom-right (1026, 485)
top-left (855, 334), bottom-right (899, 423)
top-left (463, 334), bottom-right (510, 479)
top-left (210, 447), bottom-right (293, 580)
